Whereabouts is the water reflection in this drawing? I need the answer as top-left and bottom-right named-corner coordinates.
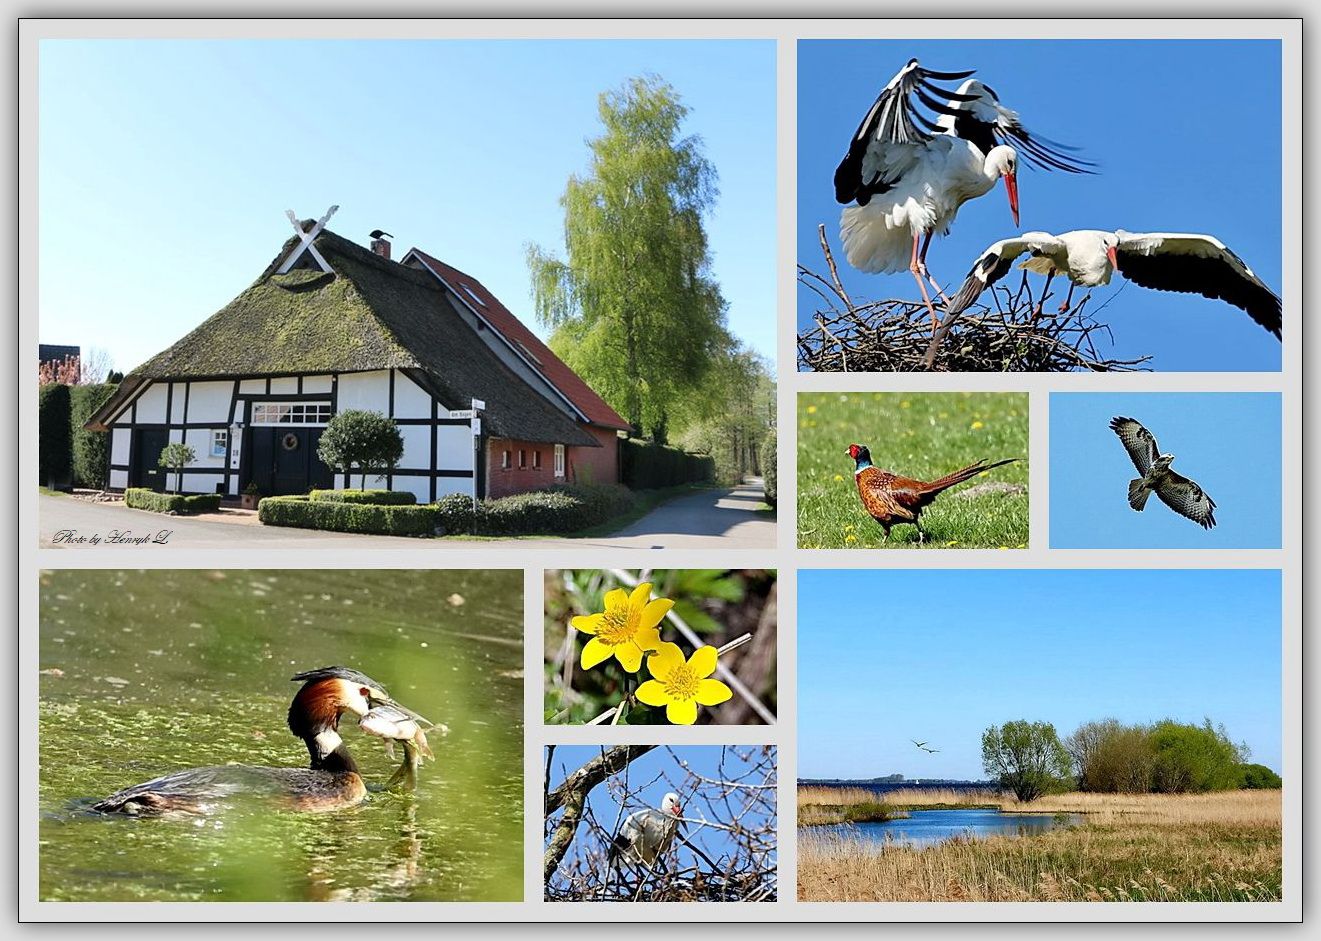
top-left (817, 808), bottom-right (1083, 849)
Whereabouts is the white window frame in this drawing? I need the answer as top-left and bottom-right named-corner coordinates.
top-left (533, 449), bottom-right (542, 470)
top-left (518, 448), bottom-right (527, 469)
top-left (554, 444), bottom-right (565, 478)
top-left (210, 429), bottom-right (229, 458)
top-left (250, 401), bottom-right (333, 426)
top-left (501, 449), bottom-right (511, 469)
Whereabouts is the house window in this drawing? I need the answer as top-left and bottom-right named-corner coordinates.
top-left (501, 449), bottom-right (511, 469)
top-left (461, 284), bottom-right (487, 308)
top-left (210, 430), bottom-right (229, 458)
top-left (251, 401), bottom-right (332, 426)
top-left (519, 449), bottom-right (527, 469)
top-left (554, 444), bottom-right (565, 478)
top-left (533, 450), bottom-right (542, 470)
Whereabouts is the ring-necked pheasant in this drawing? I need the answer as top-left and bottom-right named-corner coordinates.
top-left (846, 443), bottom-right (1017, 543)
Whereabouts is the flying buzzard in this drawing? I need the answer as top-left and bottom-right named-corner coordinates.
top-left (1109, 417), bottom-right (1216, 530)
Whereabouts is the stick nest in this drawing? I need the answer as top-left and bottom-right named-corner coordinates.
top-left (798, 225), bottom-right (1152, 373)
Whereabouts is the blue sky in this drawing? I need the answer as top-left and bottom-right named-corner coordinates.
top-left (39, 39), bottom-right (776, 374)
top-left (798, 39), bottom-right (1282, 371)
top-left (798, 569), bottom-right (1281, 780)
top-left (545, 745), bottom-right (776, 871)
top-left (1051, 393), bottom-right (1281, 549)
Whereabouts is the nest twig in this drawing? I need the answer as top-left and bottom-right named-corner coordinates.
top-left (797, 225), bottom-right (1152, 373)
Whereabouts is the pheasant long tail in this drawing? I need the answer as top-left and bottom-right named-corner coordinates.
top-left (924, 458), bottom-right (1017, 495)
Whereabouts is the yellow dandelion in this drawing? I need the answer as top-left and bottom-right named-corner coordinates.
top-left (845, 534), bottom-right (857, 544)
top-left (833, 474), bottom-right (844, 482)
top-left (971, 420), bottom-right (984, 430)
top-left (806, 404), bottom-right (818, 414)
top-left (571, 583), bottom-right (671, 673)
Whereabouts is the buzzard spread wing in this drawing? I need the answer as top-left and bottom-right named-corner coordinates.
top-left (1109, 416), bottom-right (1159, 475)
top-left (1155, 470), bottom-right (1217, 530)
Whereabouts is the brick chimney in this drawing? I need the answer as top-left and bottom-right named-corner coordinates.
top-left (369, 229), bottom-right (393, 260)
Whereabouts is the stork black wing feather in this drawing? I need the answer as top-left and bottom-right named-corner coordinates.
top-left (1115, 249), bottom-right (1282, 338)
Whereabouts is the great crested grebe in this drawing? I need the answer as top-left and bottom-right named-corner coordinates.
top-left (92, 666), bottom-right (430, 816)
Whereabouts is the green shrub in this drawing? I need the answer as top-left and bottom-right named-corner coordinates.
top-left (124, 488), bottom-right (223, 515)
top-left (258, 495), bottom-right (437, 537)
top-left (620, 438), bottom-right (715, 490)
top-left (39, 384), bottom-right (72, 487)
top-left (308, 488), bottom-right (416, 506)
top-left (1148, 719), bottom-right (1247, 793)
top-left (317, 409), bottom-right (404, 489)
top-left (69, 383), bottom-right (117, 489)
top-left (762, 428), bottom-right (777, 506)
top-left (470, 483), bottom-right (637, 536)
top-left (435, 493), bottom-right (477, 535)
top-left (1238, 763), bottom-right (1282, 789)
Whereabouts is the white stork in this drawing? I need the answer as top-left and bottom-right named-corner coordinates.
top-left (607, 792), bottom-right (683, 869)
top-left (834, 59), bottom-right (1094, 327)
top-left (935, 229), bottom-right (1282, 360)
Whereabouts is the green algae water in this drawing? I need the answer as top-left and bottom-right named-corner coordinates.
top-left (38, 569), bottom-right (524, 902)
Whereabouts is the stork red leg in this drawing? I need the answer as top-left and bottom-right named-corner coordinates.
top-left (917, 231), bottom-right (950, 305)
top-left (909, 232), bottom-right (941, 331)
top-left (1034, 271), bottom-right (1055, 322)
top-left (1059, 281), bottom-right (1076, 314)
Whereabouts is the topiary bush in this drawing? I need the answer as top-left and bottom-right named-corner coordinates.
top-left (317, 409), bottom-right (404, 489)
top-left (258, 495), bottom-right (438, 537)
top-left (308, 488), bottom-right (416, 506)
top-left (39, 384), bottom-right (72, 488)
top-left (434, 493), bottom-right (477, 535)
top-left (762, 428), bottom-right (777, 506)
top-left (69, 383), bottom-right (117, 489)
top-left (124, 488), bottom-right (223, 514)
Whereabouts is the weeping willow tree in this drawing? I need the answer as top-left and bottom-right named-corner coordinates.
top-left (526, 75), bottom-right (729, 442)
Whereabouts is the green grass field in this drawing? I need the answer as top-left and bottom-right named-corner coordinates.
top-left (797, 391), bottom-right (1029, 549)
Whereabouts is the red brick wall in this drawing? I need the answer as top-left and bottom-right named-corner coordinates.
top-left (485, 427), bottom-right (620, 498)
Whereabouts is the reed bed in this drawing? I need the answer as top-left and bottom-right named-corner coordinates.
top-left (797, 789), bottom-right (1282, 902)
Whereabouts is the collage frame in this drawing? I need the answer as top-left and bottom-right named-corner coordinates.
top-left (17, 14), bottom-right (1303, 925)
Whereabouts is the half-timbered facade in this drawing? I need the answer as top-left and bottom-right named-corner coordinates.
top-left (88, 210), bottom-right (609, 501)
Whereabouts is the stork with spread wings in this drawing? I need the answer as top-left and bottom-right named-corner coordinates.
top-left (1109, 416), bottom-right (1217, 530)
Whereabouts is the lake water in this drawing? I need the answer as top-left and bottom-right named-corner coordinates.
top-left (38, 569), bottom-right (524, 902)
top-left (813, 808), bottom-right (1083, 849)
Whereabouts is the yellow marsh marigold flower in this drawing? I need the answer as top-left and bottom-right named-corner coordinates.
top-left (636, 642), bottom-right (732, 725)
top-left (572, 583), bottom-right (672, 672)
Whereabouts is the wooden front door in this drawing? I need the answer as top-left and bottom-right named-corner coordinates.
top-left (131, 429), bottom-right (170, 492)
top-left (249, 427), bottom-right (333, 496)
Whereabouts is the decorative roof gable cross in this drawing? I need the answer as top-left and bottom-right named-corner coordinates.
top-left (276, 204), bottom-right (339, 274)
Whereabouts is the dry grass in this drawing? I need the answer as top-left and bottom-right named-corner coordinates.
top-left (798, 789), bottom-right (1282, 902)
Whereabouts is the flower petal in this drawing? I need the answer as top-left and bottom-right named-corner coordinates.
top-left (688, 645), bottom-right (719, 679)
top-left (645, 642), bottom-right (686, 679)
top-left (634, 679), bottom-right (669, 707)
top-left (603, 588), bottom-right (628, 611)
top-left (614, 641), bottom-right (645, 673)
top-left (640, 597), bottom-right (675, 630)
top-left (628, 582), bottom-right (653, 612)
top-left (633, 626), bottom-right (663, 653)
top-left (666, 699), bottom-right (699, 725)
top-left (580, 637), bottom-right (612, 670)
top-left (695, 678), bottom-right (732, 706)
top-left (570, 614), bottom-right (601, 635)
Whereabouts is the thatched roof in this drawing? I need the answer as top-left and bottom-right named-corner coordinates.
top-left (90, 228), bottom-right (597, 446)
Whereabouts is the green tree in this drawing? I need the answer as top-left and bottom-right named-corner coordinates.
top-left (982, 720), bottom-right (1073, 802)
top-left (317, 410), bottom-right (404, 490)
top-left (1148, 719), bottom-right (1246, 793)
top-left (158, 442), bottom-right (196, 494)
top-left (526, 74), bottom-right (728, 440)
top-left (1238, 763), bottom-right (1282, 789)
top-left (1066, 718), bottom-right (1156, 793)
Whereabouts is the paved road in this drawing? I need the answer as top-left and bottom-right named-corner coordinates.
top-left (37, 482), bottom-right (776, 551)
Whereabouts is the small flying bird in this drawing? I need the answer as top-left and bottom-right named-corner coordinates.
top-left (912, 740), bottom-right (940, 753)
top-left (834, 59), bottom-right (1093, 329)
top-left (846, 443), bottom-right (1017, 543)
top-left (928, 229), bottom-right (1281, 366)
top-left (1109, 416), bottom-right (1217, 530)
top-left (608, 792), bottom-right (684, 869)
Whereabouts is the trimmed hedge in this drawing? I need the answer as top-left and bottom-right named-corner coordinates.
top-left (259, 495), bottom-right (438, 537)
top-left (308, 488), bottom-right (416, 506)
top-left (762, 429), bottom-right (777, 507)
top-left (69, 384), bottom-right (118, 489)
top-left (125, 488), bottom-right (223, 515)
top-left (620, 438), bottom-right (715, 490)
top-left (434, 493), bottom-right (477, 535)
top-left (39, 384), bottom-right (72, 487)
top-left (437, 484), bottom-right (637, 536)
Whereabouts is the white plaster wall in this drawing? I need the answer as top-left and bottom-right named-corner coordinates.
top-left (336, 371), bottom-right (390, 414)
top-left (183, 428), bottom-right (228, 468)
top-left (134, 383), bottom-right (168, 423)
top-left (391, 475), bottom-right (431, 504)
top-left (270, 376), bottom-right (299, 395)
top-left (111, 428), bottom-right (130, 465)
top-left (392, 370), bottom-right (432, 419)
top-left (186, 381), bottom-right (233, 423)
top-left (109, 469), bottom-right (129, 489)
top-left (435, 476), bottom-right (475, 500)
top-left (303, 375), bottom-right (334, 394)
top-left (436, 424), bottom-right (474, 472)
top-left (169, 383), bottom-right (187, 424)
top-left (181, 473), bottom-right (224, 495)
top-left (400, 425), bottom-right (431, 469)
top-left (239, 378), bottom-right (266, 394)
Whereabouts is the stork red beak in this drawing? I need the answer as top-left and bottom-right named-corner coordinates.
top-left (1003, 173), bottom-right (1020, 227)
top-left (1106, 245), bottom-right (1119, 270)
